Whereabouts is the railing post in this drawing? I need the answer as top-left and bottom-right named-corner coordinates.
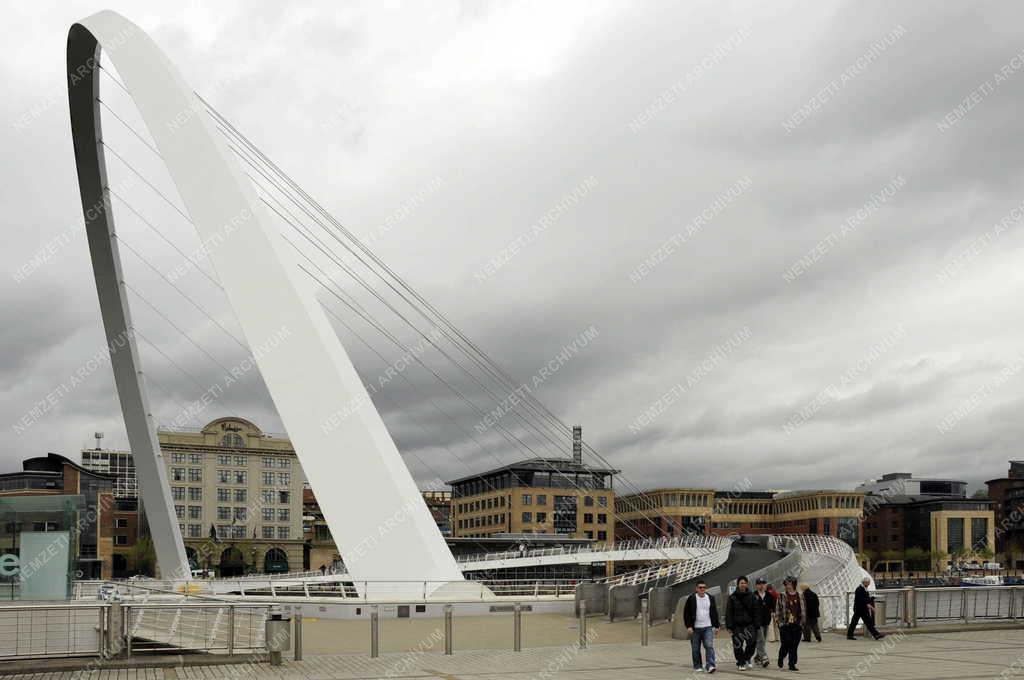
top-left (370, 605), bottom-right (380, 658)
top-left (640, 598), bottom-right (649, 646)
top-left (444, 604), bottom-right (453, 655)
top-left (961, 588), bottom-right (968, 623)
top-left (906, 588), bottom-right (916, 628)
top-left (294, 612), bottom-right (303, 661)
top-left (98, 605), bottom-right (107, 658)
top-left (227, 605), bottom-right (236, 655)
top-left (579, 600), bottom-right (588, 649)
top-left (513, 603), bottom-right (522, 651)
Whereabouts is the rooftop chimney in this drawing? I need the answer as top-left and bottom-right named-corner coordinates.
top-left (572, 425), bottom-right (582, 465)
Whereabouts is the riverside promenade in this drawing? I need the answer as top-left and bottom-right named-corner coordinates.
top-left (3, 628), bottom-right (1022, 680)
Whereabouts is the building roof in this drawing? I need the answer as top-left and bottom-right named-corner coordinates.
top-left (20, 452), bottom-right (118, 480)
top-left (445, 457), bottom-right (620, 485)
top-left (864, 493), bottom-right (993, 507)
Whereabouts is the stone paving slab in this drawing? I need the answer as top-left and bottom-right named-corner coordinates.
top-left (3, 629), bottom-right (1024, 680)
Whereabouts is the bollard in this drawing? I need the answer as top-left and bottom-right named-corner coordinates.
top-left (513, 603), bottom-right (522, 651)
top-left (578, 600), bottom-right (588, 649)
top-left (294, 612), bottom-right (303, 661)
top-left (444, 605), bottom-right (453, 655)
top-left (227, 606), bottom-right (236, 655)
top-left (640, 598), bottom-right (649, 646)
top-left (370, 605), bottom-right (380, 658)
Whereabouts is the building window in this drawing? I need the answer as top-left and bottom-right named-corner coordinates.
top-left (584, 496), bottom-right (594, 507)
top-left (234, 489), bottom-right (247, 502)
top-left (218, 470), bottom-right (231, 484)
top-left (584, 530), bottom-right (593, 539)
top-left (234, 508), bottom-right (247, 521)
top-left (971, 517), bottom-right (988, 550)
top-left (948, 517), bottom-right (965, 552)
top-left (262, 508), bottom-right (274, 521)
top-left (234, 471), bottom-right (247, 485)
top-left (262, 490), bottom-right (275, 505)
top-left (217, 525), bottom-right (231, 539)
top-left (217, 507), bottom-right (231, 521)
top-left (188, 487), bottom-right (202, 501)
top-left (537, 495), bottom-right (547, 505)
top-left (188, 468), bottom-right (202, 482)
top-left (232, 526), bottom-right (246, 539)
top-left (217, 489), bottom-right (231, 502)
top-left (218, 455), bottom-right (231, 465)
top-left (522, 494), bottom-right (532, 505)
top-left (221, 433), bottom-right (244, 448)
top-left (279, 491), bottom-right (290, 504)
top-left (172, 468), bottom-right (185, 482)
top-left (262, 472), bottom-right (274, 486)
top-left (597, 513), bottom-right (607, 524)
top-left (189, 453), bottom-right (202, 464)
top-left (584, 513), bottom-right (594, 524)
top-left (175, 505), bottom-right (185, 519)
top-left (597, 496), bottom-right (608, 507)
top-left (522, 512), bottom-right (532, 523)
top-left (277, 472), bottom-right (290, 487)
top-left (234, 455), bottom-right (246, 466)
top-left (263, 457), bottom-right (274, 468)
top-left (189, 506), bottom-right (202, 519)
top-left (597, 530), bottom-right (607, 541)
top-left (262, 526), bottom-right (275, 539)
top-left (172, 486), bottom-right (185, 500)
top-left (277, 458), bottom-right (291, 468)
top-left (114, 535), bottom-right (128, 546)
top-left (188, 524), bottom-right (202, 538)
top-left (278, 527), bottom-right (290, 539)
top-left (115, 518), bottom-right (129, 528)
top-left (536, 512), bottom-right (547, 523)
top-left (171, 453), bottom-right (186, 464)
top-left (278, 509), bottom-right (290, 522)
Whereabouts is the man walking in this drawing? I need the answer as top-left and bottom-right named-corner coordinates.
top-left (725, 575), bottom-right (757, 671)
top-left (683, 579), bottom-right (720, 673)
top-left (775, 576), bottom-right (803, 671)
top-left (847, 576), bottom-right (886, 640)
top-left (801, 583), bottom-right (821, 642)
top-left (751, 577), bottom-right (776, 667)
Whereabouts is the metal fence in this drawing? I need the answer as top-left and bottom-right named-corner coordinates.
top-left (0, 602), bottom-right (270, 661)
top-left (847, 586), bottom-right (1024, 627)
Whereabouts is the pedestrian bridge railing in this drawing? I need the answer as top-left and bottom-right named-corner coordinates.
top-left (0, 601), bottom-right (270, 661)
top-left (858, 585), bottom-right (1024, 628)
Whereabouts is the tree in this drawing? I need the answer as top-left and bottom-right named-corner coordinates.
top-left (929, 549), bottom-right (948, 570)
top-left (904, 546), bottom-right (927, 570)
top-left (127, 535), bottom-right (156, 576)
top-left (978, 547), bottom-right (995, 561)
top-left (971, 489), bottom-right (989, 500)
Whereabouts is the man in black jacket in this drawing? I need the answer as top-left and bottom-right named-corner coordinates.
top-left (847, 576), bottom-right (886, 640)
top-left (751, 577), bottom-right (776, 667)
top-left (801, 583), bottom-right (822, 642)
top-left (683, 579), bottom-right (720, 673)
top-left (725, 575), bottom-right (757, 670)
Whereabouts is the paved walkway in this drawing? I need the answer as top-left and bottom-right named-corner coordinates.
top-left (4, 629), bottom-right (1024, 679)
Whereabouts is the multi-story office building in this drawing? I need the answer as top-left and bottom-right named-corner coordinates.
top-left (84, 417), bottom-right (308, 576)
top-left (615, 488), bottom-right (865, 550)
top-left (448, 457), bottom-right (618, 543)
top-left (861, 494), bottom-right (995, 570)
top-left (422, 490), bottom-right (453, 536)
top-left (159, 417), bottom-right (307, 576)
top-left (985, 461), bottom-right (1024, 568)
top-left (0, 452), bottom-right (120, 579)
top-left (81, 447), bottom-right (138, 499)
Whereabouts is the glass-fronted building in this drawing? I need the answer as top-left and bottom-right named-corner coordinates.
top-left (0, 495), bottom-right (83, 600)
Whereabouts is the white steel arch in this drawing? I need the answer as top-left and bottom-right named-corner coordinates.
top-left (67, 10), bottom-right (463, 583)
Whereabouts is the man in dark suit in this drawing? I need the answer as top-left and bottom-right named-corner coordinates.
top-left (847, 576), bottom-right (886, 640)
top-left (801, 583), bottom-right (822, 642)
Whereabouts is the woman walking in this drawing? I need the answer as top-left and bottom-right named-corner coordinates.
top-left (775, 576), bottom-right (803, 671)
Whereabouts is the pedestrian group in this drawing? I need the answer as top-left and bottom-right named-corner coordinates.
top-left (681, 573), bottom-right (876, 673)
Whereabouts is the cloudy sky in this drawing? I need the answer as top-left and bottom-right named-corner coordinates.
top-left (3, 1), bottom-right (1023, 496)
